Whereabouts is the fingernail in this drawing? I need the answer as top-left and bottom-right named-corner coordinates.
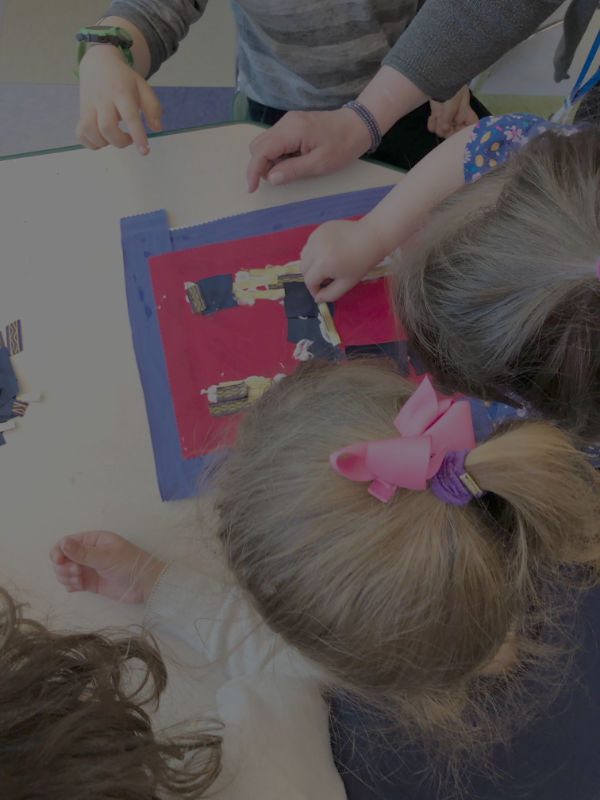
top-left (69, 576), bottom-right (80, 585)
top-left (138, 144), bottom-right (149, 155)
top-left (268, 171), bottom-right (284, 186)
top-left (69, 565), bottom-right (79, 576)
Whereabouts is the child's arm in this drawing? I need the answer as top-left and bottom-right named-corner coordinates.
top-left (300, 124), bottom-right (474, 302)
top-left (77, 16), bottom-right (160, 154)
top-left (50, 531), bottom-right (165, 603)
top-left (50, 532), bottom-right (320, 681)
top-left (76, 1), bottom-right (207, 153)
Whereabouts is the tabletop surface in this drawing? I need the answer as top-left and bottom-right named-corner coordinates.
top-left (0, 122), bottom-right (398, 719)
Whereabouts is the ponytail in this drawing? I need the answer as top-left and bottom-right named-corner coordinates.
top-left (218, 359), bottom-right (600, 759)
top-left (467, 422), bottom-right (600, 570)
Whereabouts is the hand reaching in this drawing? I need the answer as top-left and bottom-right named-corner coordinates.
top-left (50, 530), bottom-right (165, 604)
top-left (427, 84), bottom-right (477, 139)
top-left (246, 107), bottom-right (371, 192)
top-left (300, 219), bottom-right (385, 302)
top-left (77, 45), bottom-right (162, 154)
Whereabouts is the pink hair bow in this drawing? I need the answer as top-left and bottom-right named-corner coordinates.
top-left (329, 377), bottom-right (476, 503)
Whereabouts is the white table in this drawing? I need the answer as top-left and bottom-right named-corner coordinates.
top-left (0, 123), bottom-right (398, 719)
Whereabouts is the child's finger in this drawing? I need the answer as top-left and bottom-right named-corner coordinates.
top-left (60, 535), bottom-right (112, 569)
top-left (116, 96), bottom-right (149, 155)
top-left (49, 544), bottom-right (67, 565)
top-left (52, 559), bottom-right (81, 578)
top-left (315, 279), bottom-right (349, 303)
top-left (303, 264), bottom-right (328, 298)
top-left (97, 104), bottom-right (133, 149)
top-left (54, 570), bottom-right (83, 590)
top-left (139, 82), bottom-right (162, 132)
top-left (298, 250), bottom-right (314, 277)
top-left (76, 111), bottom-right (109, 149)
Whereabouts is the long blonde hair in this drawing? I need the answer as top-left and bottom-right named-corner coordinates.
top-left (396, 125), bottom-right (600, 437)
top-left (217, 359), bottom-right (600, 757)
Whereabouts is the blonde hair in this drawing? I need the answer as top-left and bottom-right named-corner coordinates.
top-left (396, 125), bottom-right (600, 437)
top-left (217, 359), bottom-right (600, 758)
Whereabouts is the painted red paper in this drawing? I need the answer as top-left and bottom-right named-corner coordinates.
top-left (149, 223), bottom-right (402, 459)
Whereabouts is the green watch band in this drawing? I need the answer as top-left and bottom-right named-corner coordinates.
top-left (76, 25), bottom-right (134, 68)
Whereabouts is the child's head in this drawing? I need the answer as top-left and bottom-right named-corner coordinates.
top-left (217, 359), bottom-right (600, 749)
top-left (396, 125), bottom-right (600, 437)
top-left (0, 587), bottom-right (221, 800)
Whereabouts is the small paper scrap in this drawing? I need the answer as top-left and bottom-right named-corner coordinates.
top-left (6, 320), bottom-right (23, 355)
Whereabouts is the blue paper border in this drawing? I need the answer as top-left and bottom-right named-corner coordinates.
top-left (121, 186), bottom-right (393, 500)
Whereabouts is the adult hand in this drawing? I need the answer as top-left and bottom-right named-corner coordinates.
top-left (246, 107), bottom-right (371, 192)
top-left (427, 84), bottom-right (477, 139)
top-left (50, 530), bottom-right (165, 604)
top-left (300, 219), bottom-right (384, 302)
top-left (77, 45), bottom-right (162, 154)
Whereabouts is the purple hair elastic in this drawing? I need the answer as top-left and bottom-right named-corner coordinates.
top-left (429, 449), bottom-right (486, 506)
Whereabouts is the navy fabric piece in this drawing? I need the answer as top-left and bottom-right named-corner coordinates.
top-left (195, 274), bottom-right (236, 314)
top-left (286, 317), bottom-right (343, 361)
top-left (330, 585), bottom-right (600, 800)
top-left (0, 346), bottom-right (18, 422)
top-left (283, 281), bottom-right (320, 318)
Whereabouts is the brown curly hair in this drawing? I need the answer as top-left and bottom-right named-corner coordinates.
top-left (0, 587), bottom-right (221, 800)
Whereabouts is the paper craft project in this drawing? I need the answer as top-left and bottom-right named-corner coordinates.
top-left (148, 224), bottom-right (403, 461)
top-left (121, 188), bottom-right (395, 500)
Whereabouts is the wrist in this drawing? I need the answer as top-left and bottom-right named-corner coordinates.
top-left (140, 557), bottom-right (168, 604)
top-left (357, 66), bottom-right (428, 136)
top-left (77, 25), bottom-right (134, 69)
top-left (360, 214), bottom-right (396, 263)
top-left (343, 101), bottom-right (382, 154)
top-left (339, 106), bottom-right (374, 157)
top-left (87, 16), bottom-right (151, 77)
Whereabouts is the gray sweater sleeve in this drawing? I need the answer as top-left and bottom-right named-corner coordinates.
top-left (104, 0), bottom-right (207, 76)
top-left (383, 0), bottom-right (566, 99)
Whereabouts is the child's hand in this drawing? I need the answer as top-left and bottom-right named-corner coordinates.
top-left (300, 219), bottom-right (383, 302)
top-left (77, 45), bottom-right (162, 155)
top-left (427, 85), bottom-right (477, 139)
top-left (50, 531), bottom-right (165, 604)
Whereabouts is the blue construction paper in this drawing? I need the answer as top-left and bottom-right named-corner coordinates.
top-left (122, 186), bottom-right (393, 500)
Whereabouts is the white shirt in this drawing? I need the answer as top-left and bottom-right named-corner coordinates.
top-left (145, 561), bottom-right (347, 799)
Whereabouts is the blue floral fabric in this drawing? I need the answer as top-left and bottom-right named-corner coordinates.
top-left (463, 113), bottom-right (562, 182)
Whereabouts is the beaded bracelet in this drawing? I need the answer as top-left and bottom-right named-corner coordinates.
top-left (343, 100), bottom-right (383, 154)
